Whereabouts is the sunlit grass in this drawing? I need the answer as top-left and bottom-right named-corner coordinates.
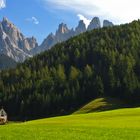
top-left (73, 97), bottom-right (126, 114)
top-left (0, 108), bottom-right (140, 140)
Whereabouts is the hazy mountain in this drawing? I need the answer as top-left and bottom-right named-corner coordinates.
top-left (35, 17), bottom-right (113, 54)
top-left (75, 20), bottom-right (86, 35)
top-left (87, 17), bottom-right (101, 30)
top-left (33, 23), bottom-right (75, 54)
top-left (0, 54), bottom-right (17, 70)
top-left (32, 33), bottom-right (56, 54)
top-left (103, 20), bottom-right (114, 27)
top-left (0, 17), bottom-right (38, 62)
top-left (55, 23), bottom-right (74, 42)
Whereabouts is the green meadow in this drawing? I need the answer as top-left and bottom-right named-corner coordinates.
top-left (0, 107), bottom-right (140, 140)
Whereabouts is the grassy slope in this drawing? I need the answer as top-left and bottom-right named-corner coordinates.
top-left (74, 97), bottom-right (127, 114)
top-left (0, 108), bottom-right (140, 140)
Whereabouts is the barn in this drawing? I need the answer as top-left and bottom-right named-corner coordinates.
top-left (0, 108), bottom-right (7, 125)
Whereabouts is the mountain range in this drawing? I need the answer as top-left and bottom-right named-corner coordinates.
top-left (33, 17), bottom-right (114, 54)
top-left (0, 17), bottom-right (114, 63)
top-left (0, 17), bottom-right (38, 62)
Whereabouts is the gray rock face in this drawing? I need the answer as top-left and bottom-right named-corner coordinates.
top-left (34, 21), bottom-right (87, 54)
top-left (0, 17), bottom-right (114, 61)
top-left (0, 17), bottom-right (38, 62)
top-left (36, 17), bottom-right (114, 54)
top-left (33, 23), bottom-right (76, 54)
top-left (26, 37), bottom-right (38, 50)
top-left (56, 23), bottom-right (69, 34)
top-left (37, 33), bottom-right (56, 53)
top-left (103, 20), bottom-right (114, 27)
top-left (42, 33), bottom-right (56, 49)
top-left (75, 20), bottom-right (86, 35)
top-left (55, 23), bottom-right (74, 42)
top-left (87, 17), bottom-right (101, 30)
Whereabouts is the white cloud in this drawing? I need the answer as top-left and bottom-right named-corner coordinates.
top-left (0, 0), bottom-right (6, 9)
top-left (43, 0), bottom-right (140, 24)
top-left (77, 14), bottom-right (91, 28)
top-left (26, 17), bottom-right (39, 25)
top-left (32, 17), bottom-right (39, 25)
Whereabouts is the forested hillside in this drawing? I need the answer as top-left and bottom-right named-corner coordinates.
top-left (0, 20), bottom-right (140, 120)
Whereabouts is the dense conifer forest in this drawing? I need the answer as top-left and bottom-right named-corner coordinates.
top-left (0, 20), bottom-right (140, 120)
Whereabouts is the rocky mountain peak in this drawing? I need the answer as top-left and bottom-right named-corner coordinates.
top-left (42, 33), bottom-right (56, 50)
top-left (26, 36), bottom-right (38, 50)
top-left (103, 20), bottom-right (114, 27)
top-left (2, 17), bottom-right (12, 25)
top-left (55, 23), bottom-right (72, 42)
top-left (57, 23), bottom-right (69, 34)
top-left (48, 33), bottom-right (55, 38)
top-left (2, 17), bottom-right (9, 23)
top-left (32, 32), bottom-right (56, 54)
top-left (0, 17), bottom-right (38, 62)
top-left (1, 17), bottom-right (24, 44)
top-left (87, 17), bottom-right (101, 30)
top-left (2, 17), bottom-right (19, 32)
top-left (36, 17), bottom-right (114, 54)
top-left (75, 20), bottom-right (86, 35)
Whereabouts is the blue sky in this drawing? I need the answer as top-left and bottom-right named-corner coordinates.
top-left (0, 0), bottom-right (140, 44)
top-left (0, 0), bottom-right (79, 44)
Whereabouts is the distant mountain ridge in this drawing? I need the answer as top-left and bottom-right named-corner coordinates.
top-left (33, 17), bottom-right (114, 54)
top-left (0, 17), bottom-right (114, 62)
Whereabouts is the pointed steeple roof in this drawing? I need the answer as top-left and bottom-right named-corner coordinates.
top-left (0, 108), bottom-right (7, 116)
